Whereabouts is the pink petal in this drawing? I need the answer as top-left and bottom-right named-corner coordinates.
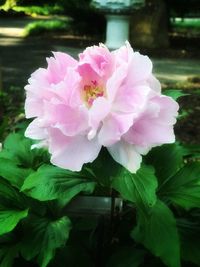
top-left (79, 44), bottom-right (114, 79)
top-left (43, 101), bottom-right (89, 136)
top-left (106, 64), bottom-right (127, 103)
top-left (77, 63), bottom-right (102, 88)
top-left (98, 113), bottom-right (134, 146)
top-left (50, 68), bottom-right (82, 107)
top-left (112, 41), bottom-right (134, 67)
top-left (25, 118), bottom-right (47, 140)
top-left (147, 74), bottom-right (161, 93)
top-left (108, 140), bottom-right (142, 173)
top-left (48, 128), bottom-right (101, 171)
top-left (25, 91), bottom-right (44, 118)
top-left (113, 85), bottom-right (151, 113)
top-left (46, 52), bottom-right (77, 84)
top-left (126, 52), bottom-right (153, 85)
top-left (124, 96), bottom-right (178, 147)
top-left (88, 97), bottom-right (111, 139)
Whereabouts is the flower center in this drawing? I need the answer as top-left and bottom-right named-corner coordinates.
top-left (83, 80), bottom-right (104, 107)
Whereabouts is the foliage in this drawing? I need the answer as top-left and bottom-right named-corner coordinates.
top-left (0, 86), bottom-right (25, 140)
top-left (1, 0), bottom-right (105, 36)
top-left (13, 4), bottom-right (64, 16)
top-left (0, 89), bottom-right (199, 266)
top-left (0, 0), bottom-right (18, 11)
top-left (56, 0), bottom-right (105, 36)
top-left (171, 18), bottom-right (200, 35)
top-left (172, 18), bottom-right (200, 30)
top-left (0, 132), bottom-right (94, 266)
top-left (0, 126), bottom-right (199, 267)
top-left (23, 19), bottom-right (70, 37)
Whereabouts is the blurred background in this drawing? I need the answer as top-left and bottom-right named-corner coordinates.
top-left (0, 0), bottom-right (199, 144)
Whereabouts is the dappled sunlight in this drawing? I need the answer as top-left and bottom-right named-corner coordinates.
top-left (0, 26), bottom-right (23, 37)
top-left (153, 58), bottom-right (200, 83)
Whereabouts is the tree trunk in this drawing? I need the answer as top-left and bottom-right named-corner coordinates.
top-left (130, 0), bottom-right (169, 48)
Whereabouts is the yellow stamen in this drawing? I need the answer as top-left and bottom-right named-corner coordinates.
top-left (83, 80), bottom-right (104, 107)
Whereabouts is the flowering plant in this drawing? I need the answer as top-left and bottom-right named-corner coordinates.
top-left (24, 42), bottom-right (178, 173)
top-left (0, 43), bottom-right (199, 267)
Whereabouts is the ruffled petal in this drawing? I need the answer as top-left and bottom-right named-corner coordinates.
top-left (79, 44), bottom-right (114, 79)
top-left (113, 85), bottom-right (151, 113)
top-left (88, 97), bottom-right (111, 139)
top-left (47, 52), bottom-right (77, 84)
top-left (124, 95), bottom-right (179, 147)
top-left (48, 128), bottom-right (101, 171)
top-left (106, 64), bottom-right (127, 103)
top-left (98, 113), bottom-right (134, 146)
top-left (25, 118), bottom-right (47, 140)
top-left (43, 101), bottom-right (89, 136)
top-left (49, 68), bottom-right (82, 107)
top-left (126, 52), bottom-right (153, 85)
top-left (108, 141), bottom-right (142, 173)
top-left (147, 74), bottom-right (161, 93)
top-left (25, 91), bottom-right (44, 118)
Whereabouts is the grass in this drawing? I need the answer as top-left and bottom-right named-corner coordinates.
top-left (171, 18), bottom-right (200, 32)
top-left (23, 19), bottom-right (71, 37)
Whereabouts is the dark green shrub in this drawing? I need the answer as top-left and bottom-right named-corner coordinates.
top-left (58, 0), bottom-right (106, 36)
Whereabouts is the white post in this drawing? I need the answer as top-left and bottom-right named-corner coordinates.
top-left (105, 15), bottom-right (130, 49)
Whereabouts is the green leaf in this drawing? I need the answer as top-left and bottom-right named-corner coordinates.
top-left (1, 133), bottom-right (33, 167)
top-left (145, 143), bottom-right (184, 186)
top-left (106, 247), bottom-right (145, 267)
top-left (0, 209), bottom-right (28, 236)
top-left (21, 165), bottom-right (96, 203)
top-left (181, 143), bottom-right (200, 160)
top-left (163, 89), bottom-right (188, 100)
top-left (0, 179), bottom-right (29, 235)
top-left (0, 158), bottom-right (33, 189)
top-left (89, 148), bottom-right (123, 187)
top-left (112, 164), bottom-right (157, 207)
top-left (132, 200), bottom-right (180, 267)
top-left (50, 245), bottom-right (94, 267)
top-left (159, 162), bottom-right (200, 209)
top-left (0, 244), bottom-right (19, 267)
top-left (0, 178), bottom-right (28, 212)
top-left (21, 215), bottom-right (71, 267)
top-left (0, 133), bottom-right (50, 169)
top-left (178, 218), bottom-right (200, 266)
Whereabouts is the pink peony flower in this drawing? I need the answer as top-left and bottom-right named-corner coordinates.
top-left (24, 42), bottom-right (179, 173)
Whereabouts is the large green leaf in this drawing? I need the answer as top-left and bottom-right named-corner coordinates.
top-left (145, 143), bottom-right (184, 185)
top-left (181, 143), bottom-right (200, 160)
top-left (21, 215), bottom-right (71, 267)
top-left (0, 133), bottom-right (50, 169)
top-left (0, 244), bottom-right (20, 267)
top-left (132, 200), bottom-right (180, 267)
top-left (0, 177), bottom-right (28, 211)
top-left (21, 165), bottom-right (96, 203)
top-left (0, 178), bottom-right (29, 236)
top-left (106, 247), bottom-right (145, 267)
top-left (0, 209), bottom-right (28, 236)
top-left (0, 158), bottom-right (33, 189)
top-left (112, 164), bottom-right (157, 208)
top-left (159, 162), bottom-right (200, 209)
top-left (89, 148), bottom-right (123, 187)
top-left (1, 133), bottom-right (33, 167)
top-left (178, 218), bottom-right (200, 266)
